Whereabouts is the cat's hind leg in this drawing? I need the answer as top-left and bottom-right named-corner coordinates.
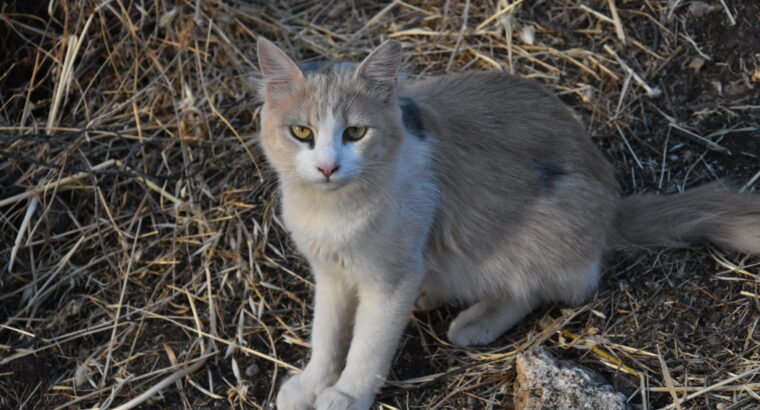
top-left (447, 259), bottom-right (602, 347)
top-left (446, 297), bottom-right (534, 347)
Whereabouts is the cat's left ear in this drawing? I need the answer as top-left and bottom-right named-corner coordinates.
top-left (355, 39), bottom-right (402, 101)
top-left (257, 37), bottom-right (303, 100)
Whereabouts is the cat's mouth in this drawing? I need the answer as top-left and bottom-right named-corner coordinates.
top-left (312, 177), bottom-right (349, 191)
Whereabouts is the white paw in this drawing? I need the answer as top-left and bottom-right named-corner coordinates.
top-left (276, 374), bottom-right (316, 410)
top-left (447, 312), bottom-right (501, 347)
top-left (314, 387), bottom-right (369, 410)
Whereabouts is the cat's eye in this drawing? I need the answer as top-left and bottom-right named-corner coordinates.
top-left (289, 125), bottom-right (313, 141)
top-left (343, 126), bottom-right (368, 142)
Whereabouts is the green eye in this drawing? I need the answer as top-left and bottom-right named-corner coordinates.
top-left (289, 125), bottom-right (313, 141)
top-left (343, 126), bottom-right (368, 141)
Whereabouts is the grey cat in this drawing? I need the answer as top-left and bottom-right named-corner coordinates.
top-left (255, 38), bottom-right (760, 410)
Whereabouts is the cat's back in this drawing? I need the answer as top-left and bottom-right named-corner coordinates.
top-left (405, 72), bottom-right (592, 167)
top-left (403, 70), bottom-right (616, 193)
top-left (402, 72), bottom-right (619, 286)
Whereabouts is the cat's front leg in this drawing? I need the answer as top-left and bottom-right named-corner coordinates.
top-left (277, 266), bottom-right (356, 410)
top-left (314, 259), bottom-right (423, 410)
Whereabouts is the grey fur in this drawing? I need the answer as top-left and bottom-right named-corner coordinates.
top-left (255, 38), bottom-right (760, 410)
top-left (613, 182), bottom-right (760, 252)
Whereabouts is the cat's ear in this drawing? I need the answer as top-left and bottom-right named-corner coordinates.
top-left (355, 40), bottom-right (402, 101)
top-left (257, 37), bottom-right (303, 100)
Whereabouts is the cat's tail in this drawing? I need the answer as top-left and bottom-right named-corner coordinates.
top-left (611, 182), bottom-right (760, 253)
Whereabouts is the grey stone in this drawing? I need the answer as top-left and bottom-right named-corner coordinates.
top-left (514, 348), bottom-right (628, 410)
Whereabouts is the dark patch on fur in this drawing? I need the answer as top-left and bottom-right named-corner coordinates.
top-left (399, 97), bottom-right (425, 140)
top-left (533, 162), bottom-right (565, 195)
top-left (299, 61), bottom-right (333, 73)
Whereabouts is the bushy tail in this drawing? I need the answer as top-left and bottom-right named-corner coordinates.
top-left (613, 183), bottom-right (760, 253)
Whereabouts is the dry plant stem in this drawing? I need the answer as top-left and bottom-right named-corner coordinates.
top-left (446, 0), bottom-right (470, 72)
top-left (110, 353), bottom-right (213, 410)
top-left (657, 345), bottom-right (682, 410)
top-left (1, 235), bottom-right (87, 332)
top-left (650, 383), bottom-right (760, 393)
top-left (604, 45), bottom-right (660, 97)
top-left (101, 220), bottom-right (141, 387)
top-left (7, 197), bottom-right (37, 272)
top-left (664, 367), bottom-right (760, 409)
top-left (717, 0), bottom-right (736, 26)
top-left (580, 4), bottom-right (616, 25)
top-left (475, 0), bottom-right (524, 31)
top-left (607, 0), bottom-right (625, 41)
top-left (741, 170), bottom-right (760, 192)
top-left (125, 305), bottom-right (298, 370)
top-left (0, 159), bottom-right (118, 207)
top-left (358, 0), bottom-right (402, 33)
top-left (47, 13), bottom-right (97, 133)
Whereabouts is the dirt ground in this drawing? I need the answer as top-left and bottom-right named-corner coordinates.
top-left (1, 0), bottom-right (759, 409)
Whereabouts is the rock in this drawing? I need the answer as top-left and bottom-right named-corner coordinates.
top-left (514, 348), bottom-right (628, 410)
top-left (689, 57), bottom-right (705, 72)
top-left (246, 363), bottom-right (260, 377)
top-left (688, 1), bottom-right (719, 18)
top-left (520, 25), bottom-right (536, 45)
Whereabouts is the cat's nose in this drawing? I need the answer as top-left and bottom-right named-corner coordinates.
top-left (317, 164), bottom-right (339, 178)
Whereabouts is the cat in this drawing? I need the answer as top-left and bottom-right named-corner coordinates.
top-left (255, 37), bottom-right (760, 410)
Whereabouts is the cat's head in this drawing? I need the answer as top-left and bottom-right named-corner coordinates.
top-left (256, 38), bottom-right (404, 192)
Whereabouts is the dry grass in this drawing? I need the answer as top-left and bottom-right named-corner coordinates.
top-left (1, 0), bottom-right (759, 409)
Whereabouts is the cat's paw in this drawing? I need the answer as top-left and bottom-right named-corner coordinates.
top-left (447, 316), bottom-right (496, 347)
top-left (447, 306), bottom-right (503, 347)
top-left (314, 387), bottom-right (370, 410)
top-left (276, 374), bottom-right (316, 410)
top-left (448, 300), bottom-right (528, 347)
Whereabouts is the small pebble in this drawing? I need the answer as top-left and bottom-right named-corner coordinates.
top-left (688, 1), bottom-right (718, 18)
top-left (688, 57), bottom-right (705, 72)
top-left (246, 363), bottom-right (260, 377)
top-left (520, 25), bottom-right (535, 45)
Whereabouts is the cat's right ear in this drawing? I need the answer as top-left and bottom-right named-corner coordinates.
top-left (257, 38), bottom-right (303, 101)
top-left (355, 39), bottom-right (402, 102)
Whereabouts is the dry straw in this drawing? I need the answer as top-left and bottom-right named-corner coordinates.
top-left (1, 0), bottom-right (758, 408)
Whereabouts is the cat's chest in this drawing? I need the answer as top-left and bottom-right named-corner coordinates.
top-left (281, 196), bottom-right (380, 260)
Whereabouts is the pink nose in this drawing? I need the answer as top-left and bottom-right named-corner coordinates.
top-left (317, 164), bottom-right (339, 178)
